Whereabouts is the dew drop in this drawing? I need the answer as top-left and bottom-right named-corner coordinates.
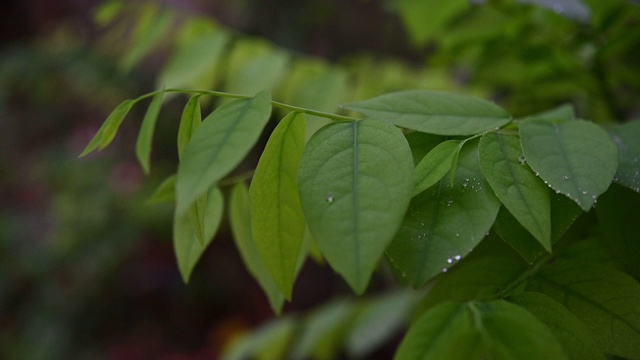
top-left (518, 155), bottom-right (526, 164)
top-left (326, 195), bottom-right (334, 203)
top-left (562, 175), bottom-right (570, 181)
top-left (447, 258), bottom-right (453, 264)
top-left (582, 190), bottom-right (588, 195)
top-left (454, 255), bottom-right (461, 260)
top-left (442, 268), bottom-right (448, 273)
top-left (455, 233), bottom-right (460, 237)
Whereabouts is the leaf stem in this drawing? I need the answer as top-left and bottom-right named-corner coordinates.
top-left (491, 253), bottom-right (553, 299)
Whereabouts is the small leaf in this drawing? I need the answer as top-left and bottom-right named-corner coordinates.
top-left (136, 90), bottom-right (165, 174)
top-left (177, 95), bottom-right (202, 159)
top-left (608, 120), bottom-right (640, 193)
top-left (480, 132), bottom-right (551, 250)
top-left (386, 139), bottom-right (501, 287)
top-left (519, 118), bottom-right (618, 211)
top-left (146, 174), bottom-right (176, 204)
top-left (509, 292), bottom-right (606, 360)
top-left (120, 6), bottom-right (174, 72)
top-left (527, 260), bottom-right (640, 358)
top-left (250, 112), bottom-right (306, 299)
top-left (413, 140), bottom-right (461, 196)
top-left (221, 316), bottom-right (296, 360)
top-left (176, 91), bottom-right (272, 216)
top-left (298, 118), bottom-right (414, 294)
top-left (395, 300), bottom-right (568, 360)
top-left (229, 183), bottom-right (285, 314)
top-left (79, 99), bottom-right (135, 157)
top-left (343, 90), bottom-right (511, 136)
top-left (173, 186), bottom-right (223, 283)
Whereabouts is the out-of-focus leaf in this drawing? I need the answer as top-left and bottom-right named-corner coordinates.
top-left (221, 316), bottom-right (296, 360)
top-left (136, 90), bottom-right (164, 174)
top-left (120, 5), bottom-right (174, 72)
top-left (608, 120), bottom-right (640, 193)
top-left (146, 174), bottom-right (176, 204)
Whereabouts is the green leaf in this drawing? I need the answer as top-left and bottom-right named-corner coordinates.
top-left (135, 90), bottom-right (164, 174)
top-left (395, 300), bottom-right (568, 360)
top-left (224, 40), bottom-right (289, 98)
top-left (229, 183), bottom-right (285, 314)
top-left (609, 120), bottom-right (640, 193)
top-left (146, 174), bottom-right (176, 204)
top-left (176, 91), bottom-right (272, 216)
top-left (346, 290), bottom-right (418, 358)
top-left (413, 140), bottom-right (461, 196)
top-left (79, 99), bottom-right (135, 157)
top-left (479, 133), bottom-right (551, 250)
top-left (249, 112), bottom-right (306, 299)
top-left (177, 95), bottom-right (202, 159)
top-left (343, 90), bottom-right (511, 136)
top-left (173, 186), bottom-right (223, 283)
top-left (291, 299), bottom-right (355, 360)
top-left (526, 260), bottom-right (640, 358)
top-left (395, 0), bottom-right (469, 45)
top-left (221, 316), bottom-right (296, 360)
top-left (519, 118), bottom-right (618, 211)
top-left (187, 194), bottom-right (207, 246)
top-left (386, 139), bottom-right (501, 287)
top-left (120, 6), bottom-right (174, 72)
top-left (157, 32), bottom-right (228, 89)
top-left (298, 118), bottom-right (414, 294)
top-left (494, 192), bottom-right (582, 264)
top-left (523, 104), bottom-right (576, 121)
top-left (508, 292), bottom-right (606, 360)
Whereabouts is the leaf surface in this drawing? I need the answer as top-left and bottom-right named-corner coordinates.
top-left (608, 120), bottom-right (640, 193)
top-left (519, 119), bottom-right (618, 211)
top-left (229, 183), bottom-right (285, 314)
top-left (250, 112), bottom-right (306, 298)
top-left (177, 95), bottom-right (202, 159)
top-left (173, 186), bottom-right (223, 283)
top-left (147, 174), bottom-right (176, 204)
top-left (176, 91), bottom-right (272, 215)
top-left (343, 90), bottom-right (511, 136)
top-left (136, 90), bottom-right (165, 174)
top-left (527, 260), bottom-right (640, 358)
top-left (298, 118), bottom-right (414, 293)
top-left (480, 132), bottom-right (551, 250)
top-left (386, 139), bottom-right (501, 287)
top-left (80, 99), bottom-right (135, 156)
top-left (414, 140), bottom-right (461, 196)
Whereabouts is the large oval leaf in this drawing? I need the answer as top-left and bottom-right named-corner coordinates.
top-left (229, 183), bottom-right (285, 314)
top-left (298, 118), bottom-right (414, 294)
top-left (342, 90), bottom-right (511, 136)
top-left (386, 139), bottom-right (501, 287)
top-left (173, 186), bottom-right (223, 283)
top-left (479, 132), bottom-right (551, 250)
top-left (395, 300), bottom-right (568, 360)
top-left (176, 91), bottom-right (272, 215)
top-left (526, 260), bottom-right (640, 359)
top-left (519, 118), bottom-right (618, 211)
top-left (250, 112), bottom-right (306, 299)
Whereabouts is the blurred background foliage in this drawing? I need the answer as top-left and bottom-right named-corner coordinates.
top-left (1, 0), bottom-right (639, 358)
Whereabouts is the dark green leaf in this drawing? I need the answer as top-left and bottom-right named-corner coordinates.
top-left (298, 118), bottom-right (414, 294)
top-left (224, 40), bottom-right (289, 97)
top-left (508, 292), bottom-right (606, 360)
top-left (609, 120), bottom-right (640, 193)
top-left (79, 99), bottom-right (135, 157)
top-left (146, 174), bottom-right (176, 204)
top-left (523, 104), bottom-right (576, 121)
top-left (250, 112), bottom-right (306, 299)
top-left (527, 260), bottom-right (640, 358)
top-left (177, 95), bottom-right (202, 159)
top-left (176, 91), bottom-right (272, 216)
top-left (386, 139), bottom-right (501, 287)
top-left (229, 183), bottom-right (285, 314)
top-left (395, 300), bottom-right (568, 360)
top-left (136, 90), bottom-right (164, 174)
top-left (414, 140), bottom-right (461, 196)
top-left (480, 133), bottom-right (551, 250)
top-left (343, 90), bottom-right (511, 136)
top-left (173, 186), bottom-right (223, 283)
top-left (519, 118), bottom-right (618, 211)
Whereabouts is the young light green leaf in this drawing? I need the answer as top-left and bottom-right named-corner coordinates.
top-left (173, 186), bottom-right (223, 283)
top-left (519, 118), bottom-right (618, 211)
top-left (395, 300), bottom-right (568, 360)
top-left (221, 316), bottom-right (296, 360)
top-left (527, 260), bottom-right (640, 359)
top-left (479, 133), bottom-right (551, 250)
top-left (229, 183), bottom-right (285, 314)
top-left (493, 192), bottom-right (582, 264)
top-left (120, 6), bottom-right (174, 72)
top-left (608, 120), bottom-right (640, 193)
top-left (343, 90), bottom-right (511, 136)
top-left (291, 299), bottom-right (355, 360)
top-left (395, 0), bottom-right (469, 44)
top-left (249, 112), bottom-right (306, 299)
top-left (177, 95), bottom-right (202, 159)
top-left (136, 90), bottom-right (164, 174)
top-left (79, 99), bottom-right (135, 157)
top-left (176, 91), bottom-right (272, 216)
top-left (508, 292), bottom-right (607, 360)
top-left (298, 118), bottom-right (415, 294)
top-left (413, 140), bottom-right (461, 196)
top-left (386, 139), bottom-right (501, 287)
top-left (146, 174), bottom-right (176, 204)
